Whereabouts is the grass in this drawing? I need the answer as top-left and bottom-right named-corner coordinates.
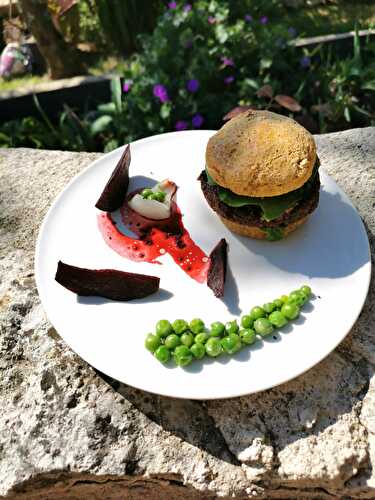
top-left (0, 57), bottom-right (127, 95)
top-left (275, 1), bottom-right (375, 37)
top-left (0, 74), bottom-right (47, 94)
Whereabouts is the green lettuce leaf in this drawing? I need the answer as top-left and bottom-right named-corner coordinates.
top-left (206, 161), bottom-right (319, 222)
top-left (263, 227), bottom-right (285, 241)
top-left (218, 189), bottom-right (301, 221)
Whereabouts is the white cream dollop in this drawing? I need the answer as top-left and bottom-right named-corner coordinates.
top-left (128, 179), bottom-right (177, 220)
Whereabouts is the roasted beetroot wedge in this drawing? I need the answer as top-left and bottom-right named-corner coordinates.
top-left (95, 145), bottom-right (131, 212)
top-left (55, 261), bottom-right (159, 301)
top-left (207, 238), bottom-right (228, 298)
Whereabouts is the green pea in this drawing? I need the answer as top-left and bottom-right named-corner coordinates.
top-left (221, 335), bottom-right (237, 354)
top-left (190, 343), bottom-right (205, 359)
top-left (240, 328), bottom-right (256, 345)
top-left (300, 285), bottom-right (311, 297)
top-left (153, 191), bottom-right (166, 202)
top-left (174, 345), bottom-right (193, 366)
top-left (195, 332), bottom-right (209, 344)
top-left (149, 193), bottom-right (160, 201)
top-left (210, 321), bottom-right (225, 337)
top-left (145, 333), bottom-right (161, 353)
top-left (263, 302), bottom-right (275, 314)
top-left (288, 291), bottom-right (305, 307)
top-left (268, 310), bottom-right (288, 328)
top-left (164, 334), bottom-right (181, 350)
top-left (250, 306), bottom-right (265, 320)
top-left (225, 320), bottom-right (239, 335)
top-left (281, 303), bottom-right (299, 320)
top-left (154, 346), bottom-right (170, 363)
top-left (273, 298), bottom-right (283, 309)
top-left (280, 295), bottom-right (289, 304)
top-left (190, 318), bottom-right (205, 334)
top-left (141, 188), bottom-right (153, 199)
top-left (173, 319), bottom-right (189, 335)
top-left (241, 315), bottom-right (253, 329)
top-left (254, 318), bottom-right (274, 336)
top-left (156, 319), bottom-right (173, 338)
top-left (221, 334), bottom-right (241, 354)
top-left (181, 331), bottom-right (194, 347)
top-left (205, 338), bottom-right (222, 357)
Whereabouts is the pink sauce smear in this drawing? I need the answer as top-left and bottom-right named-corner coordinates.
top-left (97, 206), bottom-right (210, 283)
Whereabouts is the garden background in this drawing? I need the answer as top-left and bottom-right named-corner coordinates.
top-left (0, 0), bottom-right (374, 152)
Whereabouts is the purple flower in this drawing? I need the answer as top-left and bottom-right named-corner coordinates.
top-left (186, 79), bottom-right (200, 93)
top-left (168, 1), bottom-right (177, 9)
top-left (244, 14), bottom-right (253, 22)
top-left (175, 120), bottom-right (188, 131)
top-left (183, 3), bottom-right (192, 12)
top-left (260, 16), bottom-right (268, 24)
top-left (300, 55), bottom-right (311, 68)
top-left (224, 75), bottom-right (235, 85)
top-left (123, 80), bottom-right (132, 93)
top-left (153, 84), bottom-right (169, 103)
top-left (192, 114), bottom-right (204, 128)
top-left (221, 56), bottom-right (235, 67)
top-left (208, 16), bottom-right (216, 24)
top-left (288, 27), bottom-right (297, 37)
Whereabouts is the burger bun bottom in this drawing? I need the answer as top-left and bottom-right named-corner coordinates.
top-left (219, 215), bottom-right (308, 240)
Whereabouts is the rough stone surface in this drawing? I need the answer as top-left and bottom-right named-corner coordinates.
top-left (0, 128), bottom-right (374, 499)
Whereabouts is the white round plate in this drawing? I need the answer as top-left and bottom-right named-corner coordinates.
top-left (35, 131), bottom-right (371, 400)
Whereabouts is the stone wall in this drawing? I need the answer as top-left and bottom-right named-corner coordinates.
top-left (0, 127), bottom-right (374, 498)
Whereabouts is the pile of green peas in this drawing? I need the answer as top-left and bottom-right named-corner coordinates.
top-left (141, 188), bottom-right (166, 202)
top-left (145, 285), bottom-right (312, 367)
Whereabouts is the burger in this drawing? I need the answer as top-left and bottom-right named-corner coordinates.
top-left (199, 110), bottom-right (320, 240)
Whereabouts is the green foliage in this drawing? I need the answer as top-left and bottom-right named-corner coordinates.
top-left (1, 1), bottom-right (374, 152)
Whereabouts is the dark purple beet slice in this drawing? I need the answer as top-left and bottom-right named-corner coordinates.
top-left (121, 189), bottom-right (182, 236)
top-left (55, 261), bottom-right (159, 301)
top-left (95, 145), bottom-right (130, 212)
top-left (207, 238), bottom-right (228, 298)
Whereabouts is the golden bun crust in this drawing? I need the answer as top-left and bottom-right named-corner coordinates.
top-left (219, 215), bottom-right (308, 240)
top-left (206, 110), bottom-right (316, 197)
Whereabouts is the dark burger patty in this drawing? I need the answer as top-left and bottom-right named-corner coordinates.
top-left (199, 171), bottom-right (320, 229)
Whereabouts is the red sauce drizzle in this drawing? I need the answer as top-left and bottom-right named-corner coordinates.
top-left (97, 208), bottom-right (209, 283)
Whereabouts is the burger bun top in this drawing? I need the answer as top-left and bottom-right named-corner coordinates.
top-left (205, 109), bottom-right (316, 197)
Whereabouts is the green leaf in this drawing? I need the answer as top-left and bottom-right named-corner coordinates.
top-left (348, 65), bottom-right (361, 77)
top-left (344, 106), bottom-right (351, 122)
top-left (0, 132), bottom-right (11, 142)
top-left (353, 23), bottom-right (361, 65)
top-left (243, 78), bottom-right (259, 90)
top-left (212, 162), bottom-right (319, 221)
top-left (215, 24), bottom-right (228, 44)
top-left (111, 77), bottom-right (122, 113)
top-left (98, 102), bottom-right (117, 114)
top-left (90, 115), bottom-right (113, 135)
top-left (160, 102), bottom-right (171, 119)
top-left (104, 139), bottom-right (119, 153)
top-left (260, 58), bottom-right (272, 71)
top-left (264, 227), bottom-right (284, 241)
top-left (218, 189), bottom-right (301, 221)
top-left (205, 169), bottom-right (217, 186)
top-left (362, 81), bottom-right (375, 91)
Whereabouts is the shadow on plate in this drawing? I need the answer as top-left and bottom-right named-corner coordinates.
top-left (231, 189), bottom-right (370, 279)
top-left (220, 260), bottom-right (241, 315)
top-left (77, 288), bottom-right (173, 305)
